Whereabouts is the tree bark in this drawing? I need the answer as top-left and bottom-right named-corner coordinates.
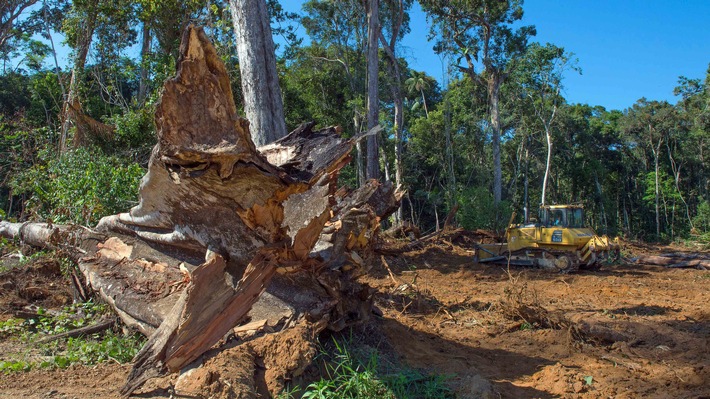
top-left (365, 0), bottom-right (380, 181)
top-left (138, 23), bottom-right (151, 105)
top-left (650, 128), bottom-right (662, 238)
top-left (634, 254), bottom-right (710, 269)
top-left (489, 73), bottom-right (503, 206)
top-left (378, 25), bottom-right (404, 225)
top-left (61, 8), bottom-right (97, 153)
top-left (230, 0), bottom-right (287, 146)
top-left (541, 124), bottom-right (552, 206)
top-left (2, 26), bottom-right (402, 396)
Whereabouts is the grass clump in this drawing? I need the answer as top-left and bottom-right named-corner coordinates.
top-left (292, 335), bottom-right (453, 399)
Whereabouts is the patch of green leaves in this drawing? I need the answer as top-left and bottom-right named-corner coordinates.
top-left (9, 148), bottom-right (144, 225)
top-left (0, 318), bottom-right (24, 338)
top-left (0, 301), bottom-right (144, 374)
top-left (17, 250), bottom-right (48, 267)
top-left (457, 187), bottom-right (513, 231)
top-left (29, 302), bottom-right (108, 336)
top-left (298, 337), bottom-right (452, 399)
top-left (52, 331), bottom-right (144, 366)
top-left (0, 360), bottom-right (32, 373)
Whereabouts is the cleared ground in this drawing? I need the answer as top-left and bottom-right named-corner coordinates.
top-left (1, 239), bottom-right (708, 398)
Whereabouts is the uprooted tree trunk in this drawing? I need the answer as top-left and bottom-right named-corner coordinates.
top-left (1, 25), bottom-right (401, 397)
top-left (634, 253), bottom-right (710, 270)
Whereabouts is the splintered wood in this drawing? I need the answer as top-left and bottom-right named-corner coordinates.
top-left (1, 25), bottom-right (401, 397)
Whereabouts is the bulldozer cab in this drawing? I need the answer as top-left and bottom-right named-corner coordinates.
top-left (538, 205), bottom-right (585, 228)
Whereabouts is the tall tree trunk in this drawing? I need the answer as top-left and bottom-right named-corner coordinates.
top-left (488, 73), bottom-right (502, 206)
top-left (380, 140), bottom-right (390, 182)
top-left (378, 28), bottom-right (404, 225)
top-left (138, 23), bottom-right (151, 105)
top-left (392, 92), bottom-right (403, 223)
top-left (444, 82), bottom-right (455, 206)
top-left (666, 141), bottom-right (694, 231)
top-left (61, 11), bottom-right (96, 153)
top-left (594, 172), bottom-right (608, 233)
top-left (623, 196), bottom-right (630, 235)
top-left (434, 203), bottom-right (440, 232)
top-left (43, 8), bottom-right (67, 118)
top-left (541, 124), bottom-right (552, 206)
top-left (365, 0), bottom-right (379, 181)
top-left (650, 128), bottom-right (661, 238)
top-left (524, 146), bottom-right (529, 222)
top-left (420, 88), bottom-right (429, 118)
top-left (355, 116), bottom-right (366, 186)
top-left (230, 0), bottom-right (287, 146)
top-left (654, 152), bottom-right (660, 238)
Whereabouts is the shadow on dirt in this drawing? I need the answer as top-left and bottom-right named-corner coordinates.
top-left (611, 304), bottom-right (678, 316)
top-left (377, 245), bottom-right (698, 283)
top-left (376, 317), bottom-right (557, 398)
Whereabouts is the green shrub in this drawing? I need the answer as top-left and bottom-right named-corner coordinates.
top-left (300, 337), bottom-right (452, 399)
top-left (693, 199), bottom-right (710, 233)
top-left (10, 147), bottom-right (144, 225)
top-left (0, 301), bottom-right (145, 373)
top-left (104, 106), bottom-right (156, 160)
top-left (457, 186), bottom-right (513, 231)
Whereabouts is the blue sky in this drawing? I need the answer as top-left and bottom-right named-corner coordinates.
top-left (31, 1), bottom-right (709, 111)
top-left (283, 1), bottom-right (710, 111)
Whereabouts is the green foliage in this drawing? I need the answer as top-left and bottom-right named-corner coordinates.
top-left (17, 250), bottom-right (50, 267)
top-left (642, 171), bottom-right (682, 207)
top-left (0, 73), bottom-right (32, 117)
top-left (519, 322), bottom-right (533, 331)
top-left (104, 105), bottom-right (156, 159)
top-left (693, 200), bottom-right (710, 233)
top-left (0, 0), bottom-right (707, 243)
top-left (9, 148), bottom-right (144, 225)
top-left (303, 342), bottom-right (392, 399)
top-left (0, 318), bottom-right (24, 338)
top-left (692, 201), bottom-right (710, 245)
top-left (0, 360), bottom-right (33, 373)
top-left (420, 0), bottom-right (535, 71)
top-left (0, 301), bottom-right (145, 373)
top-left (457, 187), bottom-right (513, 231)
top-left (28, 302), bottom-right (108, 335)
top-left (51, 331), bottom-right (144, 366)
top-left (300, 337), bottom-right (452, 399)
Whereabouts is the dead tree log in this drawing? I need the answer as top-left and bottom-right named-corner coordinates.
top-left (634, 254), bottom-right (710, 269)
top-left (0, 223), bottom-right (194, 335)
top-left (2, 25), bottom-right (402, 397)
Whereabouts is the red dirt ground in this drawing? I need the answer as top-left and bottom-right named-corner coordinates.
top-left (1, 239), bottom-right (708, 398)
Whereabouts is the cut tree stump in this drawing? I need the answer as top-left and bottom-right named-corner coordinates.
top-left (1, 25), bottom-right (401, 397)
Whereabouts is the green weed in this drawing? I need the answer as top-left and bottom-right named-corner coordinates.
top-left (299, 336), bottom-right (452, 399)
top-left (0, 300), bottom-right (144, 373)
top-left (28, 301), bottom-right (108, 336)
top-left (0, 318), bottom-right (23, 338)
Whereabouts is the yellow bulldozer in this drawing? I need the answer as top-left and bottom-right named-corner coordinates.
top-left (474, 204), bottom-right (620, 273)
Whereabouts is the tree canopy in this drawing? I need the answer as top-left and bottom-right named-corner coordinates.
top-left (1, 0), bottom-right (709, 243)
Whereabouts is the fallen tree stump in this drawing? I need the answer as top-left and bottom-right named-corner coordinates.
top-left (1, 25), bottom-right (401, 397)
top-left (634, 254), bottom-right (710, 270)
